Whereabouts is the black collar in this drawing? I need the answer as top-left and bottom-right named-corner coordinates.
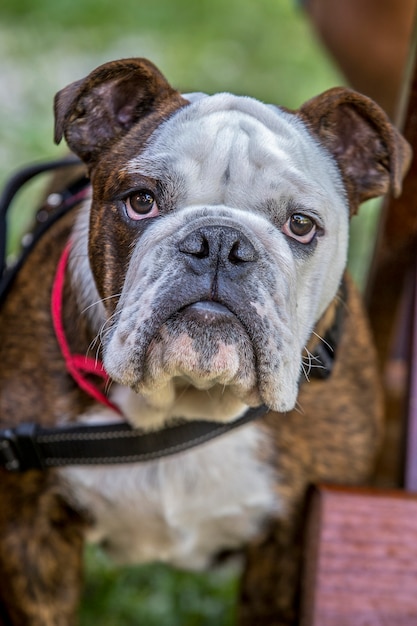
top-left (0, 159), bottom-right (344, 472)
top-left (0, 405), bottom-right (271, 472)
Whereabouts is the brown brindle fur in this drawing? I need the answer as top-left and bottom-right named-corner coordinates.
top-left (239, 275), bottom-right (383, 624)
top-left (0, 58), bottom-right (411, 625)
top-left (0, 210), bottom-right (92, 625)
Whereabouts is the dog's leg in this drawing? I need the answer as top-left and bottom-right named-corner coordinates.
top-left (0, 472), bottom-right (85, 626)
top-left (238, 515), bottom-right (304, 626)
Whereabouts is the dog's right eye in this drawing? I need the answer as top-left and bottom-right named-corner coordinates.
top-left (125, 190), bottom-right (159, 220)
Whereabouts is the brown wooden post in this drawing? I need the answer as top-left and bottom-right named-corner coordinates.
top-left (366, 19), bottom-right (417, 490)
top-left (300, 17), bottom-right (417, 626)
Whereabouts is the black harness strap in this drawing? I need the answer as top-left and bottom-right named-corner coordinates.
top-left (0, 405), bottom-right (270, 472)
top-left (0, 156), bottom-right (86, 305)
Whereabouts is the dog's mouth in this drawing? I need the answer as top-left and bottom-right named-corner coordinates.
top-left (177, 301), bottom-right (237, 323)
top-left (141, 299), bottom-right (258, 393)
top-left (103, 278), bottom-right (301, 414)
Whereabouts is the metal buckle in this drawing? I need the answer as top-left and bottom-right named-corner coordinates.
top-left (0, 424), bottom-right (44, 472)
top-left (0, 429), bottom-right (22, 471)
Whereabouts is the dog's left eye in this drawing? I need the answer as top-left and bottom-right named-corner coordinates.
top-left (125, 190), bottom-right (159, 220)
top-left (282, 214), bottom-right (317, 244)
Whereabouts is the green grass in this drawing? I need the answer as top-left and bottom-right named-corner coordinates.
top-left (0, 1), bottom-right (372, 622)
top-left (81, 546), bottom-right (239, 626)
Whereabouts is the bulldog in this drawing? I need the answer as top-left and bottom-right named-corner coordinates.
top-left (0, 58), bottom-right (411, 625)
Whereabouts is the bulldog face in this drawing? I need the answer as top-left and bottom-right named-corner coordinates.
top-left (55, 59), bottom-right (411, 421)
top-left (99, 95), bottom-right (349, 413)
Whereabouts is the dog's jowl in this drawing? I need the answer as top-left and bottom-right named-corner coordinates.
top-left (0, 58), bottom-right (411, 625)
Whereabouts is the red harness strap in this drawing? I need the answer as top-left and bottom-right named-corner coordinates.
top-left (51, 243), bottom-right (121, 414)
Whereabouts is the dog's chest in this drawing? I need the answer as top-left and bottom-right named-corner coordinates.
top-left (61, 421), bottom-right (280, 569)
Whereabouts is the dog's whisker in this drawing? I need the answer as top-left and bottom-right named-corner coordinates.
top-left (302, 348), bottom-right (327, 372)
top-left (94, 340), bottom-right (102, 366)
top-left (104, 376), bottom-right (114, 396)
top-left (86, 326), bottom-right (106, 362)
top-left (85, 311), bottom-right (119, 362)
top-left (86, 335), bottom-right (100, 360)
top-left (302, 348), bottom-right (322, 363)
top-left (293, 399), bottom-right (305, 415)
top-left (335, 290), bottom-right (349, 311)
top-left (81, 293), bottom-right (122, 315)
top-left (301, 347), bottom-right (314, 380)
top-left (311, 330), bottom-right (333, 352)
top-left (84, 334), bottom-right (101, 362)
top-left (300, 361), bottom-right (310, 383)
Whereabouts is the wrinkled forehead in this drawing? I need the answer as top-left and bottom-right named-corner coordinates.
top-left (127, 93), bottom-right (345, 209)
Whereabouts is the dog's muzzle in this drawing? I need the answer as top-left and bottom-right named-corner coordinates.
top-left (103, 207), bottom-right (302, 413)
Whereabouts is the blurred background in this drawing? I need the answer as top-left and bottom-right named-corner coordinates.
top-left (0, 0), bottom-right (377, 624)
top-left (1, 0), bottom-right (349, 264)
top-left (0, 0), bottom-right (342, 175)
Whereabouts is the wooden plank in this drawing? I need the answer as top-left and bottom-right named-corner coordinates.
top-left (300, 485), bottom-right (417, 626)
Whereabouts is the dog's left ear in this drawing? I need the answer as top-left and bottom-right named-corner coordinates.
top-left (54, 58), bottom-right (185, 165)
top-left (299, 87), bottom-right (412, 215)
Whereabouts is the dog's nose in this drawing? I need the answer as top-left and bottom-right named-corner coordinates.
top-left (178, 225), bottom-right (258, 275)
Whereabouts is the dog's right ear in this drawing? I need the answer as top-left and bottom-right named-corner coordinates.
top-left (54, 58), bottom-right (185, 165)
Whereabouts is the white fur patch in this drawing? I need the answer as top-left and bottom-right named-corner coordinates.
top-left (101, 94), bottom-right (349, 412)
top-left (61, 413), bottom-right (281, 569)
top-left (69, 199), bottom-right (106, 333)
